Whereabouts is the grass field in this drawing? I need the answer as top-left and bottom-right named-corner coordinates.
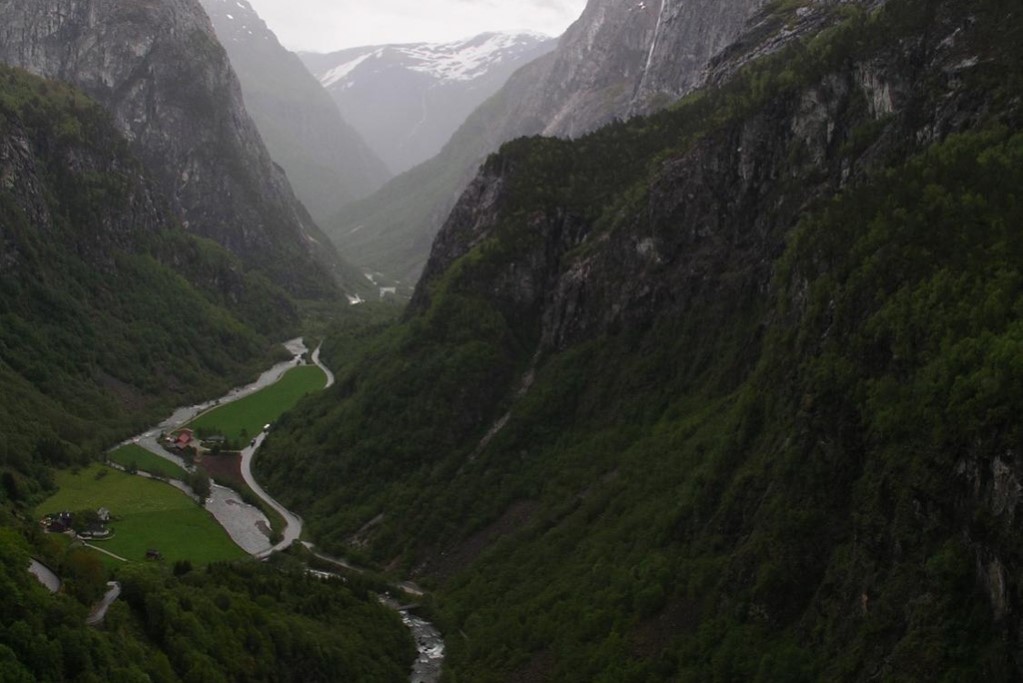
top-left (189, 365), bottom-right (326, 441)
top-left (36, 465), bottom-right (246, 566)
top-left (108, 444), bottom-right (188, 480)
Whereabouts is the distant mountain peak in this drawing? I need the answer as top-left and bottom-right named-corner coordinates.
top-left (203, 0), bottom-right (275, 43)
top-left (402, 31), bottom-right (555, 83)
top-left (303, 31), bottom-right (557, 173)
top-left (318, 31), bottom-right (555, 88)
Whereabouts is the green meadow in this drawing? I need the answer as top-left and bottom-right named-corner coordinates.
top-left (108, 444), bottom-right (189, 480)
top-left (189, 365), bottom-right (326, 441)
top-left (36, 465), bottom-right (245, 566)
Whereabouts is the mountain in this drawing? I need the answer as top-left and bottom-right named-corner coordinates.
top-left (0, 62), bottom-right (284, 495)
top-left (327, 0), bottom-right (765, 292)
top-left (303, 32), bottom-right (557, 175)
top-left (198, 0), bottom-right (391, 226)
top-left (0, 62), bottom-right (413, 683)
top-left (0, 0), bottom-right (364, 298)
top-left (258, 0), bottom-right (1023, 679)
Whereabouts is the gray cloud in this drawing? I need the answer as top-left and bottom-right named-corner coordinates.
top-left (245, 0), bottom-right (587, 52)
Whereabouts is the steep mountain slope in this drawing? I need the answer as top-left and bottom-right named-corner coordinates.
top-left (0, 0), bottom-right (363, 298)
top-left (303, 32), bottom-right (557, 175)
top-left (327, 0), bottom-right (766, 290)
top-left (199, 0), bottom-right (391, 226)
top-left (0, 63), bottom-right (284, 496)
top-left (259, 0), bottom-right (1023, 679)
top-left (0, 65), bottom-right (413, 682)
top-left (482, 0), bottom-right (766, 140)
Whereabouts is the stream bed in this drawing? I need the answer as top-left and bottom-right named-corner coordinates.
top-left (380, 596), bottom-right (445, 683)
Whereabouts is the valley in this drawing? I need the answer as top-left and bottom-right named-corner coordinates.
top-left (33, 337), bottom-right (442, 680)
top-left (37, 465), bottom-right (246, 568)
top-left (37, 338), bottom-right (322, 567)
top-left (2, 0), bottom-right (1023, 680)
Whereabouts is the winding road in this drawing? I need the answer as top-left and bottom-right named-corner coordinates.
top-left (243, 343), bottom-right (335, 557)
top-left (86, 582), bottom-right (121, 627)
top-left (28, 559), bottom-right (61, 593)
top-left (126, 338), bottom-right (315, 556)
top-left (242, 432), bottom-right (303, 558)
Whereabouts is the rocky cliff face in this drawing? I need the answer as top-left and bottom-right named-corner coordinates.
top-left (629, 0), bottom-right (774, 114)
top-left (199, 0), bottom-right (390, 225)
top-left (494, 0), bottom-right (766, 139)
top-left (0, 0), bottom-right (358, 298)
top-left (0, 85), bottom-right (162, 271)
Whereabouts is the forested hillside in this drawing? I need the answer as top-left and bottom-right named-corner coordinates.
top-left (0, 528), bottom-right (412, 681)
top-left (0, 64), bottom-right (285, 498)
top-left (257, 0), bottom-right (1023, 679)
top-left (0, 64), bottom-right (414, 680)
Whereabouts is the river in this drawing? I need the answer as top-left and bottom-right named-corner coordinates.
top-left (380, 596), bottom-right (445, 683)
top-left (121, 337), bottom-right (444, 681)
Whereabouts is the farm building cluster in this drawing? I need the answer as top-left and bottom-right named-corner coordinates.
top-left (41, 507), bottom-right (112, 539)
top-left (161, 428), bottom-right (233, 460)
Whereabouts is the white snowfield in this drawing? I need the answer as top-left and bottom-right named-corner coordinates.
top-left (319, 31), bottom-right (552, 87)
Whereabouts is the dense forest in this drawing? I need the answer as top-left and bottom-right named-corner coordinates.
top-left (0, 527), bottom-right (412, 682)
top-left (257, 0), bottom-right (1023, 679)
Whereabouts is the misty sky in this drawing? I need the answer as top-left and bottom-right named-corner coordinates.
top-left (244, 0), bottom-right (588, 53)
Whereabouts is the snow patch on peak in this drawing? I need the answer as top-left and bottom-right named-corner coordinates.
top-left (313, 32), bottom-right (553, 87)
top-left (401, 32), bottom-right (552, 82)
top-left (321, 51), bottom-right (378, 88)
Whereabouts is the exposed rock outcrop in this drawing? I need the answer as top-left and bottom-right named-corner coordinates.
top-left (497, 0), bottom-right (767, 139)
top-left (0, 0), bottom-right (359, 298)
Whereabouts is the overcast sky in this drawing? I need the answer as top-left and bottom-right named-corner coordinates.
top-left (244, 0), bottom-right (588, 53)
